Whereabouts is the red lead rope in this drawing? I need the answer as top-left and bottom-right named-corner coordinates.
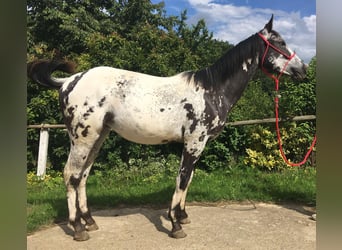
top-left (258, 33), bottom-right (317, 167)
top-left (274, 81), bottom-right (317, 167)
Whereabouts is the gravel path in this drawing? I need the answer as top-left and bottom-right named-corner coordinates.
top-left (27, 202), bottom-right (316, 250)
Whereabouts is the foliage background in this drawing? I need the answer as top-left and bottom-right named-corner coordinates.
top-left (27, 0), bottom-right (316, 173)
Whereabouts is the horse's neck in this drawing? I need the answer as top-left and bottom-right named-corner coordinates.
top-left (216, 58), bottom-right (259, 113)
top-left (206, 34), bottom-right (262, 112)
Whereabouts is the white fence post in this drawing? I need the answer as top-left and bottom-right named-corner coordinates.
top-left (37, 128), bottom-right (49, 179)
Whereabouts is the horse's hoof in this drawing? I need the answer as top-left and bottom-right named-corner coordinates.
top-left (171, 229), bottom-right (187, 239)
top-left (86, 222), bottom-right (99, 231)
top-left (180, 217), bottom-right (191, 224)
top-left (73, 230), bottom-right (90, 241)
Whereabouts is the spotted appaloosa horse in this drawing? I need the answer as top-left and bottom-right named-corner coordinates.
top-left (27, 15), bottom-right (307, 241)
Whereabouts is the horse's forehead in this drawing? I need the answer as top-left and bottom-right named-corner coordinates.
top-left (271, 30), bottom-right (280, 36)
top-left (270, 31), bottom-right (284, 42)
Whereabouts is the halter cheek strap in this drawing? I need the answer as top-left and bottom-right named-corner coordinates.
top-left (258, 32), bottom-right (316, 167)
top-left (258, 32), bottom-right (296, 90)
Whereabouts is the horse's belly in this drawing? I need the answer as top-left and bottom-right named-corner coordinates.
top-left (112, 114), bottom-right (183, 145)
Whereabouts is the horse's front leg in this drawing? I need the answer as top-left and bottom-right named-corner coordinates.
top-left (169, 139), bottom-right (207, 238)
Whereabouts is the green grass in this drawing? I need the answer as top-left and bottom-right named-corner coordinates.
top-left (27, 166), bottom-right (316, 234)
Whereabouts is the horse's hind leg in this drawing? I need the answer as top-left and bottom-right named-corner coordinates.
top-left (64, 113), bottom-right (113, 241)
top-left (64, 156), bottom-right (89, 241)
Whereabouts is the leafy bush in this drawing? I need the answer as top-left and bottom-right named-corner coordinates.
top-left (27, 171), bottom-right (64, 189)
top-left (244, 123), bottom-right (316, 171)
top-left (244, 126), bottom-right (287, 170)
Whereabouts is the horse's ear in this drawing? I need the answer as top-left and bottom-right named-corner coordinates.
top-left (260, 14), bottom-right (273, 37)
top-left (264, 14), bottom-right (274, 32)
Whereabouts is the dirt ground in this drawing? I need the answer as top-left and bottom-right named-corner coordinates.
top-left (27, 202), bottom-right (316, 250)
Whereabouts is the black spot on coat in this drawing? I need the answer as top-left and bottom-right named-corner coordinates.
top-left (87, 107), bottom-right (94, 113)
top-left (183, 103), bottom-right (199, 133)
top-left (70, 175), bottom-right (81, 188)
top-left (59, 71), bottom-right (88, 107)
top-left (74, 122), bottom-right (85, 139)
top-left (81, 125), bottom-right (91, 137)
top-left (98, 97), bottom-right (106, 107)
top-left (59, 71), bottom-right (88, 133)
top-left (179, 150), bottom-right (197, 190)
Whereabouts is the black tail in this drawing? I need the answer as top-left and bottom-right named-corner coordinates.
top-left (27, 59), bottom-right (76, 89)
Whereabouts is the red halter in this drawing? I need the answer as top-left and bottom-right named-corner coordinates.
top-left (258, 32), bottom-right (296, 86)
top-left (258, 33), bottom-right (317, 167)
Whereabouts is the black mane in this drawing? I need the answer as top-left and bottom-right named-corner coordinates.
top-left (186, 33), bottom-right (262, 90)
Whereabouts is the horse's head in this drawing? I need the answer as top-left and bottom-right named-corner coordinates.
top-left (258, 15), bottom-right (307, 80)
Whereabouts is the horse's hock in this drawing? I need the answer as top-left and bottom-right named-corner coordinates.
top-left (27, 203), bottom-right (316, 250)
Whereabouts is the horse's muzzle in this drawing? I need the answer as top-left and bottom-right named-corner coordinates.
top-left (290, 63), bottom-right (308, 81)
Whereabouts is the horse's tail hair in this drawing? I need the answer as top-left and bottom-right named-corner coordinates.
top-left (27, 59), bottom-right (76, 89)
